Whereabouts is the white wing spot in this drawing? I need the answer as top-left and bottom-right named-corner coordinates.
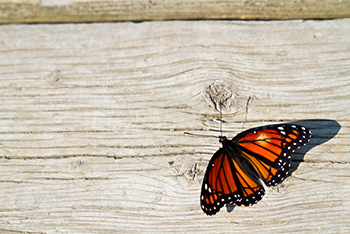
top-left (281, 131), bottom-right (286, 135)
top-left (278, 127), bottom-right (284, 130)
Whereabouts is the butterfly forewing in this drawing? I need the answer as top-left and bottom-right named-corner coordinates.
top-left (234, 124), bottom-right (311, 186)
top-left (200, 124), bottom-right (311, 215)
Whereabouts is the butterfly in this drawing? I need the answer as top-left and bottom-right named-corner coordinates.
top-left (200, 124), bottom-right (311, 215)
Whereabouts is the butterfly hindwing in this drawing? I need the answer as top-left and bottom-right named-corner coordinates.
top-left (200, 148), bottom-right (265, 215)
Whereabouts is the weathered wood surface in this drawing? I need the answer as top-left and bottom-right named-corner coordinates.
top-left (1, 0), bottom-right (350, 24)
top-left (0, 19), bottom-right (349, 233)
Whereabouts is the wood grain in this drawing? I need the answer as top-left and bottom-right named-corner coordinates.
top-left (0, 19), bottom-right (349, 233)
top-left (0, 0), bottom-right (350, 23)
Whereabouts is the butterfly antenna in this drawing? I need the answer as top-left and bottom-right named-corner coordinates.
top-left (242, 96), bottom-right (251, 131)
top-left (219, 102), bottom-right (223, 137)
top-left (184, 132), bottom-right (219, 139)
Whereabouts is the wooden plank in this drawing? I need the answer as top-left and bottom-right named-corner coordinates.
top-left (0, 19), bottom-right (349, 233)
top-left (0, 0), bottom-right (350, 24)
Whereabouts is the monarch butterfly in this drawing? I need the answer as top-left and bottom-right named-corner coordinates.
top-left (200, 124), bottom-right (311, 215)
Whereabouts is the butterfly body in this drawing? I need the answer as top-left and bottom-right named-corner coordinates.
top-left (200, 124), bottom-right (311, 215)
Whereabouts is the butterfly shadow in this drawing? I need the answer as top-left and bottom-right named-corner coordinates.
top-left (286, 119), bottom-right (341, 175)
top-left (225, 119), bottom-right (341, 213)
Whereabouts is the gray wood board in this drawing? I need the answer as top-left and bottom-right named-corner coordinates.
top-left (0, 19), bottom-right (349, 233)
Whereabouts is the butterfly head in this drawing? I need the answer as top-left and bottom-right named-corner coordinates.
top-left (219, 136), bottom-right (228, 144)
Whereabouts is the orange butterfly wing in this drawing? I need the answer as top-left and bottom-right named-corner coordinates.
top-left (200, 148), bottom-right (265, 215)
top-left (235, 124), bottom-right (311, 186)
top-left (200, 124), bottom-right (311, 215)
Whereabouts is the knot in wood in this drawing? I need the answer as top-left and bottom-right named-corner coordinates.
top-left (203, 80), bottom-right (235, 112)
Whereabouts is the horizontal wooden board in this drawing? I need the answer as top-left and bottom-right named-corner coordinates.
top-left (0, 0), bottom-right (350, 23)
top-left (0, 19), bottom-right (349, 233)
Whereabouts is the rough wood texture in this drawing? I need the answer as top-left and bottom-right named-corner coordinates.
top-left (0, 0), bottom-right (350, 23)
top-left (0, 19), bottom-right (349, 233)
